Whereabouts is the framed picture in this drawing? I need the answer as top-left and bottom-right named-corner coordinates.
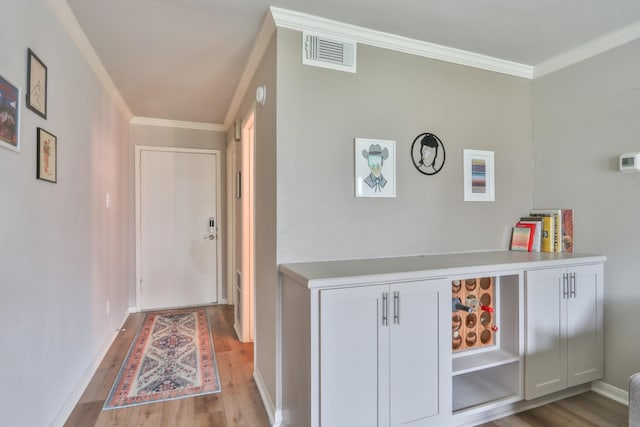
top-left (27, 48), bottom-right (47, 119)
top-left (355, 138), bottom-right (396, 198)
top-left (463, 149), bottom-right (495, 201)
top-left (0, 72), bottom-right (20, 152)
top-left (37, 128), bottom-right (57, 183)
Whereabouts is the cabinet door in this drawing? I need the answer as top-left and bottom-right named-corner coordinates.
top-left (320, 285), bottom-right (389, 427)
top-left (524, 267), bottom-right (567, 399)
top-left (389, 279), bottom-right (450, 427)
top-left (567, 264), bottom-right (603, 387)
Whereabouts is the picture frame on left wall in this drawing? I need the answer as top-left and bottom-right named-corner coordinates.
top-left (37, 127), bottom-right (57, 183)
top-left (0, 72), bottom-right (21, 152)
top-left (27, 48), bottom-right (47, 119)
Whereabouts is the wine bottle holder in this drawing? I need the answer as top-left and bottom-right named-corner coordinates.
top-left (452, 277), bottom-right (495, 352)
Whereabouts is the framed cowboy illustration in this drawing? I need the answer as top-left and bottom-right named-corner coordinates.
top-left (0, 72), bottom-right (20, 152)
top-left (27, 48), bottom-right (47, 119)
top-left (37, 127), bottom-right (57, 183)
top-left (463, 149), bottom-right (494, 202)
top-left (355, 138), bottom-right (396, 198)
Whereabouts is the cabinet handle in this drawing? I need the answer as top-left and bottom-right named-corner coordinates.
top-left (382, 292), bottom-right (388, 326)
top-left (393, 291), bottom-right (400, 324)
top-left (570, 272), bottom-right (577, 298)
top-left (562, 273), bottom-right (569, 299)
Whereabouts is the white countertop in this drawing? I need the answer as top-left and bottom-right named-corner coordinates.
top-left (279, 250), bottom-right (606, 289)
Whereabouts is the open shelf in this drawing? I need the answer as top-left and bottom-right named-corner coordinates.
top-left (452, 348), bottom-right (519, 376)
top-left (452, 362), bottom-right (521, 412)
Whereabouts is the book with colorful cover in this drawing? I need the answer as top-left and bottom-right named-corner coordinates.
top-left (510, 226), bottom-right (532, 251)
top-left (517, 220), bottom-right (540, 252)
top-left (561, 209), bottom-right (574, 252)
top-left (531, 209), bottom-right (562, 252)
top-left (522, 215), bottom-right (553, 252)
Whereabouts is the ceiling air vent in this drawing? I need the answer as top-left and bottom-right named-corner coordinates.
top-left (303, 32), bottom-right (357, 73)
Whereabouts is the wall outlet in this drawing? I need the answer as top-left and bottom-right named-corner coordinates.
top-left (106, 300), bottom-right (110, 316)
top-left (105, 192), bottom-right (111, 208)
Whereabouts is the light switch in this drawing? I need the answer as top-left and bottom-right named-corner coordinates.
top-left (106, 192), bottom-right (111, 208)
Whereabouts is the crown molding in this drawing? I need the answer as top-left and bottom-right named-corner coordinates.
top-left (47, 0), bottom-right (133, 121)
top-left (270, 6), bottom-right (533, 79)
top-left (534, 20), bottom-right (640, 78)
top-left (223, 11), bottom-right (277, 129)
top-left (130, 116), bottom-right (225, 132)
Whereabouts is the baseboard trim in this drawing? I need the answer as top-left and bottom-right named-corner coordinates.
top-left (50, 308), bottom-right (130, 426)
top-left (254, 367), bottom-right (283, 427)
top-left (592, 380), bottom-right (629, 405)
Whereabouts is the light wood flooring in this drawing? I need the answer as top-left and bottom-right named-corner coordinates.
top-left (64, 303), bottom-right (627, 426)
top-left (64, 304), bottom-right (270, 427)
top-left (478, 391), bottom-right (628, 427)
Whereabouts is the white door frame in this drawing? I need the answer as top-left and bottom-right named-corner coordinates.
top-left (241, 107), bottom-right (256, 342)
top-left (226, 139), bottom-right (237, 305)
top-left (134, 145), bottom-right (223, 312)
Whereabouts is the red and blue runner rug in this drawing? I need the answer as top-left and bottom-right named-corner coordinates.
top-left (103, 307), bottom-right (221, 409)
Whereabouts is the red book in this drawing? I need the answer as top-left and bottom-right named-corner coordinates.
top-left (516, 222), bottom-right (536, 252)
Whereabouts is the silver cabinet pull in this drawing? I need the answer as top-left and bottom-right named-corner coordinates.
top-left (382, 292), bottom-right (389, 326)
top-left (393, 291), bottom-right (400, 324)
top-left (570, 272), bottom-right (577, 298)
top-left (562, 273), bottom-right (569, 299)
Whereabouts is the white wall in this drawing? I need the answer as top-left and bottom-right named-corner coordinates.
top-left (533, 38), bottom-right (640, 390)
top-left (0, 1), bottom-right (131, 426)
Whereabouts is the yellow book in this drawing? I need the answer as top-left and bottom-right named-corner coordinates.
top-left (524, 214), bottom-right (553, 252)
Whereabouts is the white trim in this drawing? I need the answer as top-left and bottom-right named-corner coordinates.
top-left (134, 146), bottom-right (223, 312)
top-left (270, 7), bottom-right (533, 79)
top-left (254, 367), bottom-right (283, 427)
top-left (50, 308), bottom-right (130, 427)
top-left (534, 20), bottom-right (640, 78)
top-left (46, 0), bottom-right (133, 121)
top-left (592, 380), bottom-right (629, 405)
top-left (224, 12), bottom-right (277, 129)
top-left (130, 116), bottom-right (225, 132)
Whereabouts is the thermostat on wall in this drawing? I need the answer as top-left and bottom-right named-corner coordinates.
top-left (619, 152), bottom-right (640, 171)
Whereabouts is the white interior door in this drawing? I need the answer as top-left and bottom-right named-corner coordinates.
top-left (137, 148), bottom-right (219, 310)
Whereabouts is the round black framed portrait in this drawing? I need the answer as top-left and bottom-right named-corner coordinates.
top-left (411, 132), bottom-right (445, 175)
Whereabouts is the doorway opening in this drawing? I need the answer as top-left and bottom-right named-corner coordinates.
top-left (234, 108), bottom-right (256, 342)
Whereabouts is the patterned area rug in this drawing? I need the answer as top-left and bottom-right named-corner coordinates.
top-left (103, 307), bottom-right (221, 409)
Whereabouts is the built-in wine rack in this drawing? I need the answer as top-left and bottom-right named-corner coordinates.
top-left (452, 277), bottom-right (496, 352)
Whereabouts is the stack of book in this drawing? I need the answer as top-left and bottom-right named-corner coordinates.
top-left (510, 209), bottom-right (574, 253)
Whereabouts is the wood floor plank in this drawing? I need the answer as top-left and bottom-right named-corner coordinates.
top-left (476, 391), bottom-right (629, 427)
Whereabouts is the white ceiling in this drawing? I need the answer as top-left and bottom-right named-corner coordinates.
top-left (65, 0), bottom-right (640, 126)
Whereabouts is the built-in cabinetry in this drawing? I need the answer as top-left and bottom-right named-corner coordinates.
top-left (320, 280), bottom-right (450, 426)
top-left (279, 251), bottom-right (605, 427)
top-left (524, 264), bottom-right (604, 399)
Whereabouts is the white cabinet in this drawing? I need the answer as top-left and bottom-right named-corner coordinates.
top-left (524, 264), bottom-right (603, 399)
top-left (319, 279), bottom-right (451, 427)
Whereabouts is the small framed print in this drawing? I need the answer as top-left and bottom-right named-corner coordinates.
top-left (37, 128), bottom-right (57, 183)
top-left (463, 149), bottom-right (494, 202)
top-left (355, 138), bottom-right (396, 198)
top-left (27, 48), bottom-right (47, 119)
top-left (0, 72), bottom-right (20, 152)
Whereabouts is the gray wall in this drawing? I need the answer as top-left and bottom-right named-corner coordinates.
top-left (0, 1), bottom-right (131, 425)
top-left (533, 39), bottom-right (640, 390)
top-left (277, 29), bottom-right (534, 264)
top-left (129, 124), bottom-right (228, 304)
top-left (230, 33), bottom-right (279, 412)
